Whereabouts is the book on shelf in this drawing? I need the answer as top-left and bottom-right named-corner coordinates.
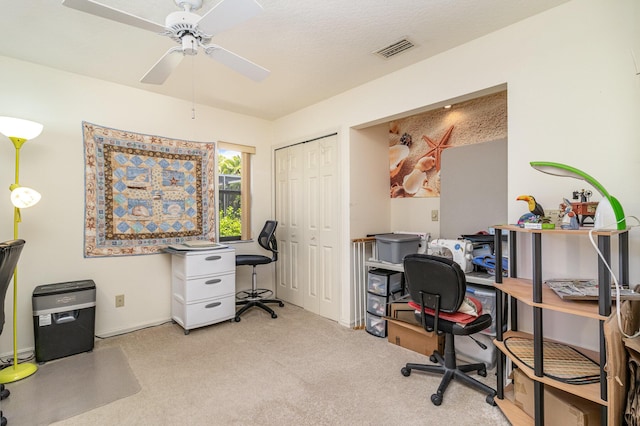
top-left (545, 278), bottom-right (640, 301)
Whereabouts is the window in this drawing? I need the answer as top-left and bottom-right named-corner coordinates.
top-left (217, 142), bottom-right (255, 241)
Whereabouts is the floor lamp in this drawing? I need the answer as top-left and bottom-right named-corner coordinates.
top-left (0, 116), bottom-right (43, 383)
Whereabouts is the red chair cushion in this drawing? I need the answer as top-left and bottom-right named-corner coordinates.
top-left (408, 295), bottom-right (483, 325)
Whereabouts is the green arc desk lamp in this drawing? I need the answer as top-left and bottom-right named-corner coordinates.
top-left (530, 161), bottom-right (626, 230)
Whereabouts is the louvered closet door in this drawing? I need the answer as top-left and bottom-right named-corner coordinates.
top-left (275, 134), bottom-right (340, 321)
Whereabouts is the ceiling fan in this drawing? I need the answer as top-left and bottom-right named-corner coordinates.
top-left (62, 0), bottom-right (270, 84)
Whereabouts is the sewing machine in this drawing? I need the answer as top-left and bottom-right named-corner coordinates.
top-left (428, 238), bottom-right (475, 273)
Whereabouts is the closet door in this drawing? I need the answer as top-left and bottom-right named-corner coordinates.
top-left (275, 145), bottom-right (304, 307)
top-left (302, 135), bottom-right (340, 319)
top-left (275, 134), bottom-right (340, 321)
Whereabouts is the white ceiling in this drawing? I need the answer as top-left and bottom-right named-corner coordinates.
top-left (1, 0), bottom-right (570, 120)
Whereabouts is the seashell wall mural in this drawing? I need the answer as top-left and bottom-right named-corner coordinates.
top-left (389, 91), bottom-right (507, 198)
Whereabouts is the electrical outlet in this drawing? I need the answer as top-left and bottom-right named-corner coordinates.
top-left (431, 210), bottom-right (439, 221)
top-left (115, 294), bottom-right (125, 308)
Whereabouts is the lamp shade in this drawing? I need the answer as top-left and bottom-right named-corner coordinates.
top-left (0, 116), bottom-right (43, 140)
top-left (530, 161), bottom-right (626, 230)
top-left (10, 186), bottom-right (41, 208)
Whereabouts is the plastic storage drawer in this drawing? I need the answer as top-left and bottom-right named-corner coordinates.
top-left (455, 333), bottom-right (497, 369)
top-left (365, 312), bottom-right (387, 338)
top-left (367, 269), bottom-right (403, 296)
top-left (367, 292), bottom-right (388, 317)
top-left (466, 284), bottom-right (496, 335)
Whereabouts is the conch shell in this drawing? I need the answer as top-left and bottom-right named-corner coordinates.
top-left (402, 169), bottom-right (427, 195)
top-left (390, 183), bottom-right (406, 198)
top-left (414, 186), bottom-right (437, 197)
top-left (415, 155), bottom-right (436, 172)
top-left (390, 144), bottom-right (409, 178)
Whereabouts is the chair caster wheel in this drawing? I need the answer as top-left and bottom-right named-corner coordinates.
top-left (400, 367), bottom-right (411, 377)
top-left (431, 393), bottom-right (443, 406)
top-left (184, 329), bottom-right (190, 335)
top-left (278, 302), bottom-right (284, 307)
top-left (486, 394), bottom-right (496, 406)
top-left (1, 414), bottom-right (6, 426)
top-left (234, 316), bottom-right (241, 322)
top-left (271, 313), bottom-right (278, 319)
top-left (429, 355), bottom-right (438, 363)
top-left (478, 368), bottom-right (487, 377)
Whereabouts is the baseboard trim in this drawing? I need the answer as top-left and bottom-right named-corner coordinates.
top-left (95, 317), bottom-right (172, 339)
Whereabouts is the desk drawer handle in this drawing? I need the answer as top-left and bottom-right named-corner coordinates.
top-left (205, 255), bottom-right (222, 261)
top-left (205, 279), bottom-right (222, 285)
top-left (205, 302), bottom-right (222, 309)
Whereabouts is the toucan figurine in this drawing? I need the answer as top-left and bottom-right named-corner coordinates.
top-left (517, 195), bottom-right (545, 217)
top-left (516, 194), bottom-right (547, 225)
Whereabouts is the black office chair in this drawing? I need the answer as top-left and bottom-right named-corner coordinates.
top-left (234, 220), bottom-right (284, 321)
top-left (0, 239), bottom-right (26, 426)
top-left (400, 253), bottom-right (496, 406)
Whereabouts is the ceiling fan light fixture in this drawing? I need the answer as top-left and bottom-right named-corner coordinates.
top-left (63, 0), bottom-right (270, 83)
top-left (175, 0), bottom-right (202, 12)
top-left (181, 34), bottom-right (198, 55)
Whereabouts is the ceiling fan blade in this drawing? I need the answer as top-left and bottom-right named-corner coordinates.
top-left (204, 44), bottom-right (269, 82)
top-left (140, 47), bottom-right (184, 84)
top-left (197, 0), bottom-right (263, 36)
top-left (62, 0), bottom-right (165, 33)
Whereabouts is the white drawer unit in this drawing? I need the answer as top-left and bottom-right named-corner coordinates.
top-left (171, 250), bottom-right (236, 279)
top-left (168, 247), bottom-right (236, 334)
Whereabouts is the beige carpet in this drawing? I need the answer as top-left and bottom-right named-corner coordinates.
top-left (8, 304), bottom-right (508, 425)
top-left (2, 346), bottom-right (140, 425)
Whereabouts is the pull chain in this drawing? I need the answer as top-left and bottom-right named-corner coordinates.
top-left (191, 42), bottom-right (196, 120)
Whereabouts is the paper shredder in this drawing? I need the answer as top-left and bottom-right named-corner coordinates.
top-left (32, 280), bottom-right (96, 362)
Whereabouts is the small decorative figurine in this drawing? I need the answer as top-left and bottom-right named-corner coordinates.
top-left (559, 198), bottom-right (579, 230)
top-left (517, 194), bottom-right (546, 224)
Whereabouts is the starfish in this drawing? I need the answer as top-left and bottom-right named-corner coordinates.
top-left (421, 125), bottom-right (454, 171)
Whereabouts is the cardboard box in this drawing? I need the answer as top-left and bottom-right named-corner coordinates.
top-left (386, 317), bottom-right (444, 356)
top-left (512, 368), bottom-right (601, 425)
top-left (389, 301), bottom-right (420, 326)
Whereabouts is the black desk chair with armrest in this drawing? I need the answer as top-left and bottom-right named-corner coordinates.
top-left (400, 253), bottom-right (496, 406)
top-left (0, 239), bottom-right (26, 426)
top-left (234, 220), bottom-right (284, 322)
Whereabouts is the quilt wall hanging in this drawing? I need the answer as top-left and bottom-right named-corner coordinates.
top-left (83, 122), bottom-right (215, 257)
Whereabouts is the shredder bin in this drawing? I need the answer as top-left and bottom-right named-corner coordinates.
top-left (32, 280), bottom-right (96, 362)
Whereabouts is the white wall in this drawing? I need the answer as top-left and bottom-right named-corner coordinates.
top-left (348, 124), bottom-right (389, 239)
top-left (273, 0), bottom-right (640, 346)
top-left (0, 56), bottom-right (274, 354)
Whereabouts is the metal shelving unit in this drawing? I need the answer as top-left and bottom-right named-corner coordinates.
top-left (492, 225), bottom-right (629, 426)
